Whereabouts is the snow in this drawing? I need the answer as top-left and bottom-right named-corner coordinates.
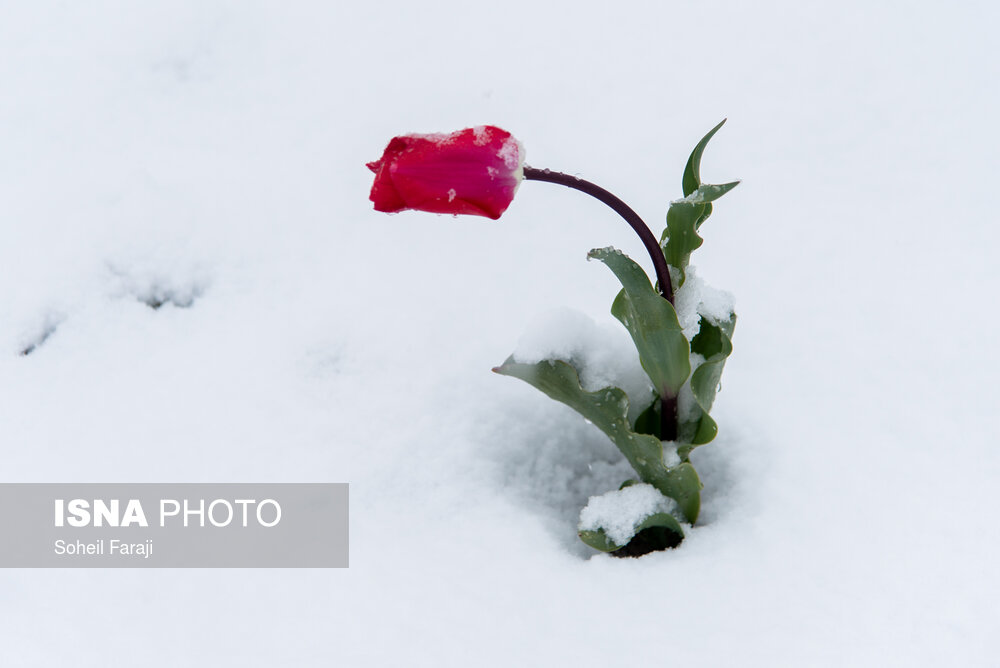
top-left (673, 266), bottom-right (735, 339)
top-left (661, 441), bottom-right (681, 468)
top-left (2, 1), bottom-right (1000, 666)
top-left (497, 135), bottom-right (524, 170)
top-left (578, 483), bottom-right (681, 546)
top-left (472, 125), bottom-right (490, 145)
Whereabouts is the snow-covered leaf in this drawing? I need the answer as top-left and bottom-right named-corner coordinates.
top-left (578, 483), bottom-right (686, 553)
top-left (674, 181), bottom-right (741, 207)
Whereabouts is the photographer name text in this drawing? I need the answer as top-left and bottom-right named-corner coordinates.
top-left (55, 538), bottom-right (154, 558)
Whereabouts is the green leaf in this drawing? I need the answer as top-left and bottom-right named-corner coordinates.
top-left (682, 119), bottom-right (727, 197)
top-left (661, 201), bottom-right (707, 287)
top-left (691, 313), bottom-right (735, 410)
top-left (578, 527), bottom-right (621, 552)
top-left (678, 312), bottom-right (736, 456)
top-left (661, 186), bottom-right (740, 288)
top-left (665, 121), bottom-right (739, 287)
top-left (662, 461), bottom-right (701, 522)
top-left (579, 512), bottom-right (685, 553)
top-left (587, 247), bottom-right (690, 398)
top-left (493, 357), bottom-right (701, 522)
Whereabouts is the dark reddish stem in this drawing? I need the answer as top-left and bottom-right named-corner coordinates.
top-left (522, 165), bottom-right (677, 441)
top-left (660, 396), bottom-right (677, 441)
top-left (522, 166), bottom-right (674, 303)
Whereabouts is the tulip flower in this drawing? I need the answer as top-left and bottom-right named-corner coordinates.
top-left (366, 126), bottom-right (525, 220)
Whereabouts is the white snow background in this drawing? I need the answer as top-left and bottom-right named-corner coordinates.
top-left (2, 1), bottom-right (998, 665)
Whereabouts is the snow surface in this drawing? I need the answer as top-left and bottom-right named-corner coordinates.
top-left (2, 1), bottom-right (1000, 666)
top-left (578, 483), bottom-right (680, 546)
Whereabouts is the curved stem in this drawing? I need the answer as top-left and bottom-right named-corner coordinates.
top-left (522, 165), bottom-right (677, 441)
top-left (522, 166), bottom-right (674, 304)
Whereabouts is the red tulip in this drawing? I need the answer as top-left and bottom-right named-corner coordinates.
top-left (366, 126), bottom-right (524, 220)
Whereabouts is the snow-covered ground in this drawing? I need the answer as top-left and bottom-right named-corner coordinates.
top-left (2, 1), bottom-right (998, 664)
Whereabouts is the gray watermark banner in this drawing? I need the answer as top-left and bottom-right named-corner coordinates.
top-left (0, 483), bottom-right (348, 568)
